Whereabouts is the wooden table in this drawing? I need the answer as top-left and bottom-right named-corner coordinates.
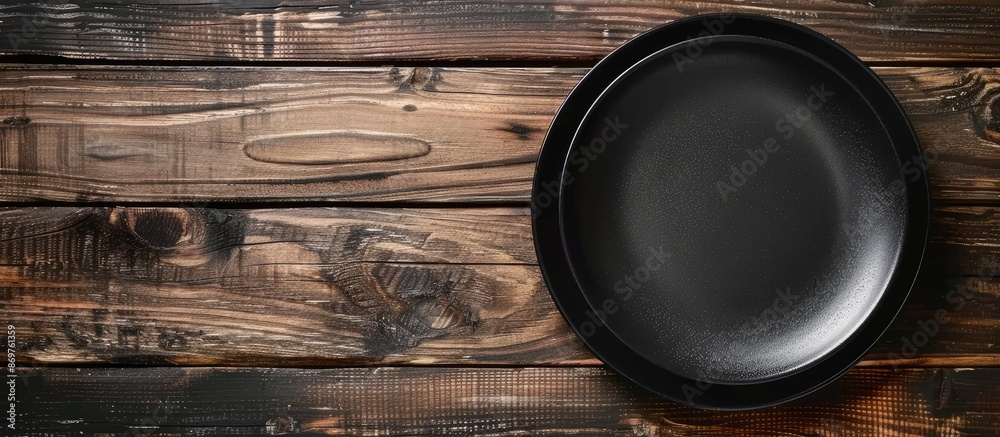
top-left (1, 1), bottom-right (999, 435)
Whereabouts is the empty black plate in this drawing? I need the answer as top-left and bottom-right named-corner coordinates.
top-left (532, 14), bottom-right (929, 409)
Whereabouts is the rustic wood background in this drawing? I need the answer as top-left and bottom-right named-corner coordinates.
top-left (1, 1), bottom-right (1000, 435)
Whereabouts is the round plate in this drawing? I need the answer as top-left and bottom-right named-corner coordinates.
top-left (532, 14), bottom-right (929, 410)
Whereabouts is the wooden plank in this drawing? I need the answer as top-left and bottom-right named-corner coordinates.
top-left (1, 205), bottom-right (998, 367)
top-left (0, 66), bottom-right (999, 203)
top-left (14, 366), bottom-right (1000, 435)
top-left (0, 206), bottom-right (592, 366)
top-left (1, 1), bottom-right (1000, 63)
top-left (0, 66), bottom-right (563, 203)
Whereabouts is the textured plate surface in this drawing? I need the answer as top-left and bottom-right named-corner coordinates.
top-left (532, 14), bottom-right (929, 409)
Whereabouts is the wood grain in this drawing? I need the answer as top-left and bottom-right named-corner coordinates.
top-left (1, 66), bottom-right (999, 203)
top-left (1, 1), bottom-right (1000, 63)
top-left (0, 66), bottom-right (563, 203)
top-left (16, 366), bottom-right (1000, 436)
top-left (1, 205), bottom-right (998, 367)
top-left (0, 206), bottom-right (591, 366)
top-left (2, 2), bottom-right (998, 432)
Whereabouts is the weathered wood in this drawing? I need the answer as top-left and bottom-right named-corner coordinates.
top-left (0, 205), bottom-right (998, 367)
top-left (1, 1), bottom-right (1000, 63)
top-left (0, 66), bottom-right (562, 203)
top-left (0, 206), bottom-right (592, 366)
top-left (0, 66), bottom-right (999, 203)
top-left (882, 68), bottom-right (1000, 204)
top-left (14, 366), bottom-right (1000, 435)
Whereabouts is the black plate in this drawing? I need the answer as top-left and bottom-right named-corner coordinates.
top-left (532, 14), bottom-right (929, 410)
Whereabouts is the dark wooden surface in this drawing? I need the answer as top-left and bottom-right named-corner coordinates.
top-left (0, 205), bottom-right (998, 368)
top-left (18, 367), bottom-right (1000, 435)
top-left (0, 66), bottom-right (999, 203)
top-left (1, 0), bottom-right (1000, 63)
top-left (2, 1), bottom-right (1000, 435)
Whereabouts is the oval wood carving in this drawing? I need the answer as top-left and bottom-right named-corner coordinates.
top-left (83, 144), bottom-right (152, 160)
top-left (243, 130), bottom-right (431, 165)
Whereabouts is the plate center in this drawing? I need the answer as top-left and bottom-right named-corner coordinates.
top-left (559, 37), bottom-right (907, 383)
